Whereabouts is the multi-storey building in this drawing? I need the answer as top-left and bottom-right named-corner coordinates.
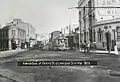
top-left (92, 18), bottom-right (120, 49)
top-left (11, 18), bottom-right (36, 48)
top-left (9, 18), bottom-right (26, 49)
top-left (23, 22), bottom-right (36, 48)
top-left (78, 0), bottom-right (96, 42)
top-left (78, 0), bottom-right (120, 49)
top-left (0, 20), bottom-right (26, 50)
top-left (0, 18), bottom-right (36, 50)
top-left (49, 31), bottom-right (62, 50)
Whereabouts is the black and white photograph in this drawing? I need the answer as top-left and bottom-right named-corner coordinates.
top-left (0, 0), bottom-right (120, 82)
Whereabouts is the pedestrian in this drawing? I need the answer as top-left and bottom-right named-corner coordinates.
top-left (86, 41), bottom-right (90, 53)
top-left (80, 41), bottom-right (83, 51)
top-left (113, 40), bottom-right (118, 55)
top-left (105, 26), bottom-right (112, 55)
top-left (105, 30), bottom-right (112, 55)
top-left (84, 40), bottom-right (87, 52)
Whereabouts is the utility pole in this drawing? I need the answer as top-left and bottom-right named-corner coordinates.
top-left (64, 28), bottom-right (65, 36)
top-left (69, 23), bottom-right (71, 35)
top-left (79, 26), bottom-right (81, 50)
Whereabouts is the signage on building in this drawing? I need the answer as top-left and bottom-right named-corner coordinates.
top-left (97, 0), bottom-right (120, 16)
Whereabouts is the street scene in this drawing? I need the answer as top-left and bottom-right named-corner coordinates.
top-left (0, 0), bottom-right (120, 82)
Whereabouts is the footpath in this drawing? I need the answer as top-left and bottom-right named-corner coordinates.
top-left (79, 49), bottom-right (120, 55)
top-left (0, 48), bottom-right (28, 58)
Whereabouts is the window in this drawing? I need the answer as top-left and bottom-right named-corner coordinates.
top-left (93, 0), bottom-right (95, 9)
top-left (88, 0), bottom-right (92, 12)
top-left (12, 30), bottom-right (15, 37)
top-left (101, 31), bottom-right (104, 42)
top-left (83, 6), bottom-right (85, 15)
top-left (6, 30), bottom-right (8, 37)
top-left (3, 30), bottom-right (4, 38)
top-left (0, 30), bottom-right (1, 38)
top-left (87, 32), bottom-right (89, 41)
top-left (83, 18), bottom-right (86, 28)
top-left (89, 15), bottom-right (92, 27)
top-left (4, 30), bottom-right (7, 38)
top-left (117, 26), bottom-right (120, 41)
top-left (98, 28), bottom-right (101, 42)
top-left (88, 0), bottom-right (92, 7)
top-left (93, 13), bottom-right (95, 24)
top-left (93, 30), bottom-right (96, 42)
top-left (79, 11), bottom-right (81, 19)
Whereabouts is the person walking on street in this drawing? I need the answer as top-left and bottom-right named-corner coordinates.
top-left (84, 40), bottom-right (87, 52)
top-left (112, 40), bottom-right (118, 55)
top-left (87, 41), bottom-right (90, 53)
top-left (105, 31), bottom-right (111, 54)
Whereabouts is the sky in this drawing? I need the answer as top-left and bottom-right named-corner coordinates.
top-left (0, 0), bottom-right (79, 35)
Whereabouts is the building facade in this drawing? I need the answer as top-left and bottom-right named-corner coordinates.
top-left (8, 18), bottom-right (26, 49)
top-left (0, 21), bottom-right (26, 50)
top-left (49, 31), bottom-right (62, 48)
top-left (78, 0), bottom-right (120, 42)
top-left (78, 0), bottom-right (120, 49)
top-left (0, 18), bottom-right (36, 50)
top-left (92, 18), bottom-right (120, 49)
top-left (78, 0), bottom-right (96, 43)
top-left (23, 22), bottom-right (36, 48)
top-left (11, 18), bottom-right (36, 48)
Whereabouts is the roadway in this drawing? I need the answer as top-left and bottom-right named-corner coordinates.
top-left (0, 50), bottom-right (120, 82)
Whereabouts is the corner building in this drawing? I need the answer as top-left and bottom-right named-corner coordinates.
top-left (78, 0), bottom-right (120, 49)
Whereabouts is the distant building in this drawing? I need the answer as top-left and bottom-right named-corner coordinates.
top-left (0, 18), bottom-right (36, 50)
top-left (49, 31), bottom-right (62, 49)
top-left (23, 22), bottom-right (36, 48)
top-left (0, 21), bottom-right (26, 50)
top-left (10, 18), bottom-right (36, 48)
top-left (50, 31), bottom-right (62, 40)
top-left (9, 18), bottom-right (26, 49)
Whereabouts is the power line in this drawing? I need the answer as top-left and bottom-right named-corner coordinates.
top-left (68, 6), bottom-right (120, 9)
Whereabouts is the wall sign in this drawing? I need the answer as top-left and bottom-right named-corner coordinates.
top-left (97, 0), bottom-right (120, 16)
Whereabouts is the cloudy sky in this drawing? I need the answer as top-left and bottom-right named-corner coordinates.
top-left (0, 0), bottom-right (78, 34)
